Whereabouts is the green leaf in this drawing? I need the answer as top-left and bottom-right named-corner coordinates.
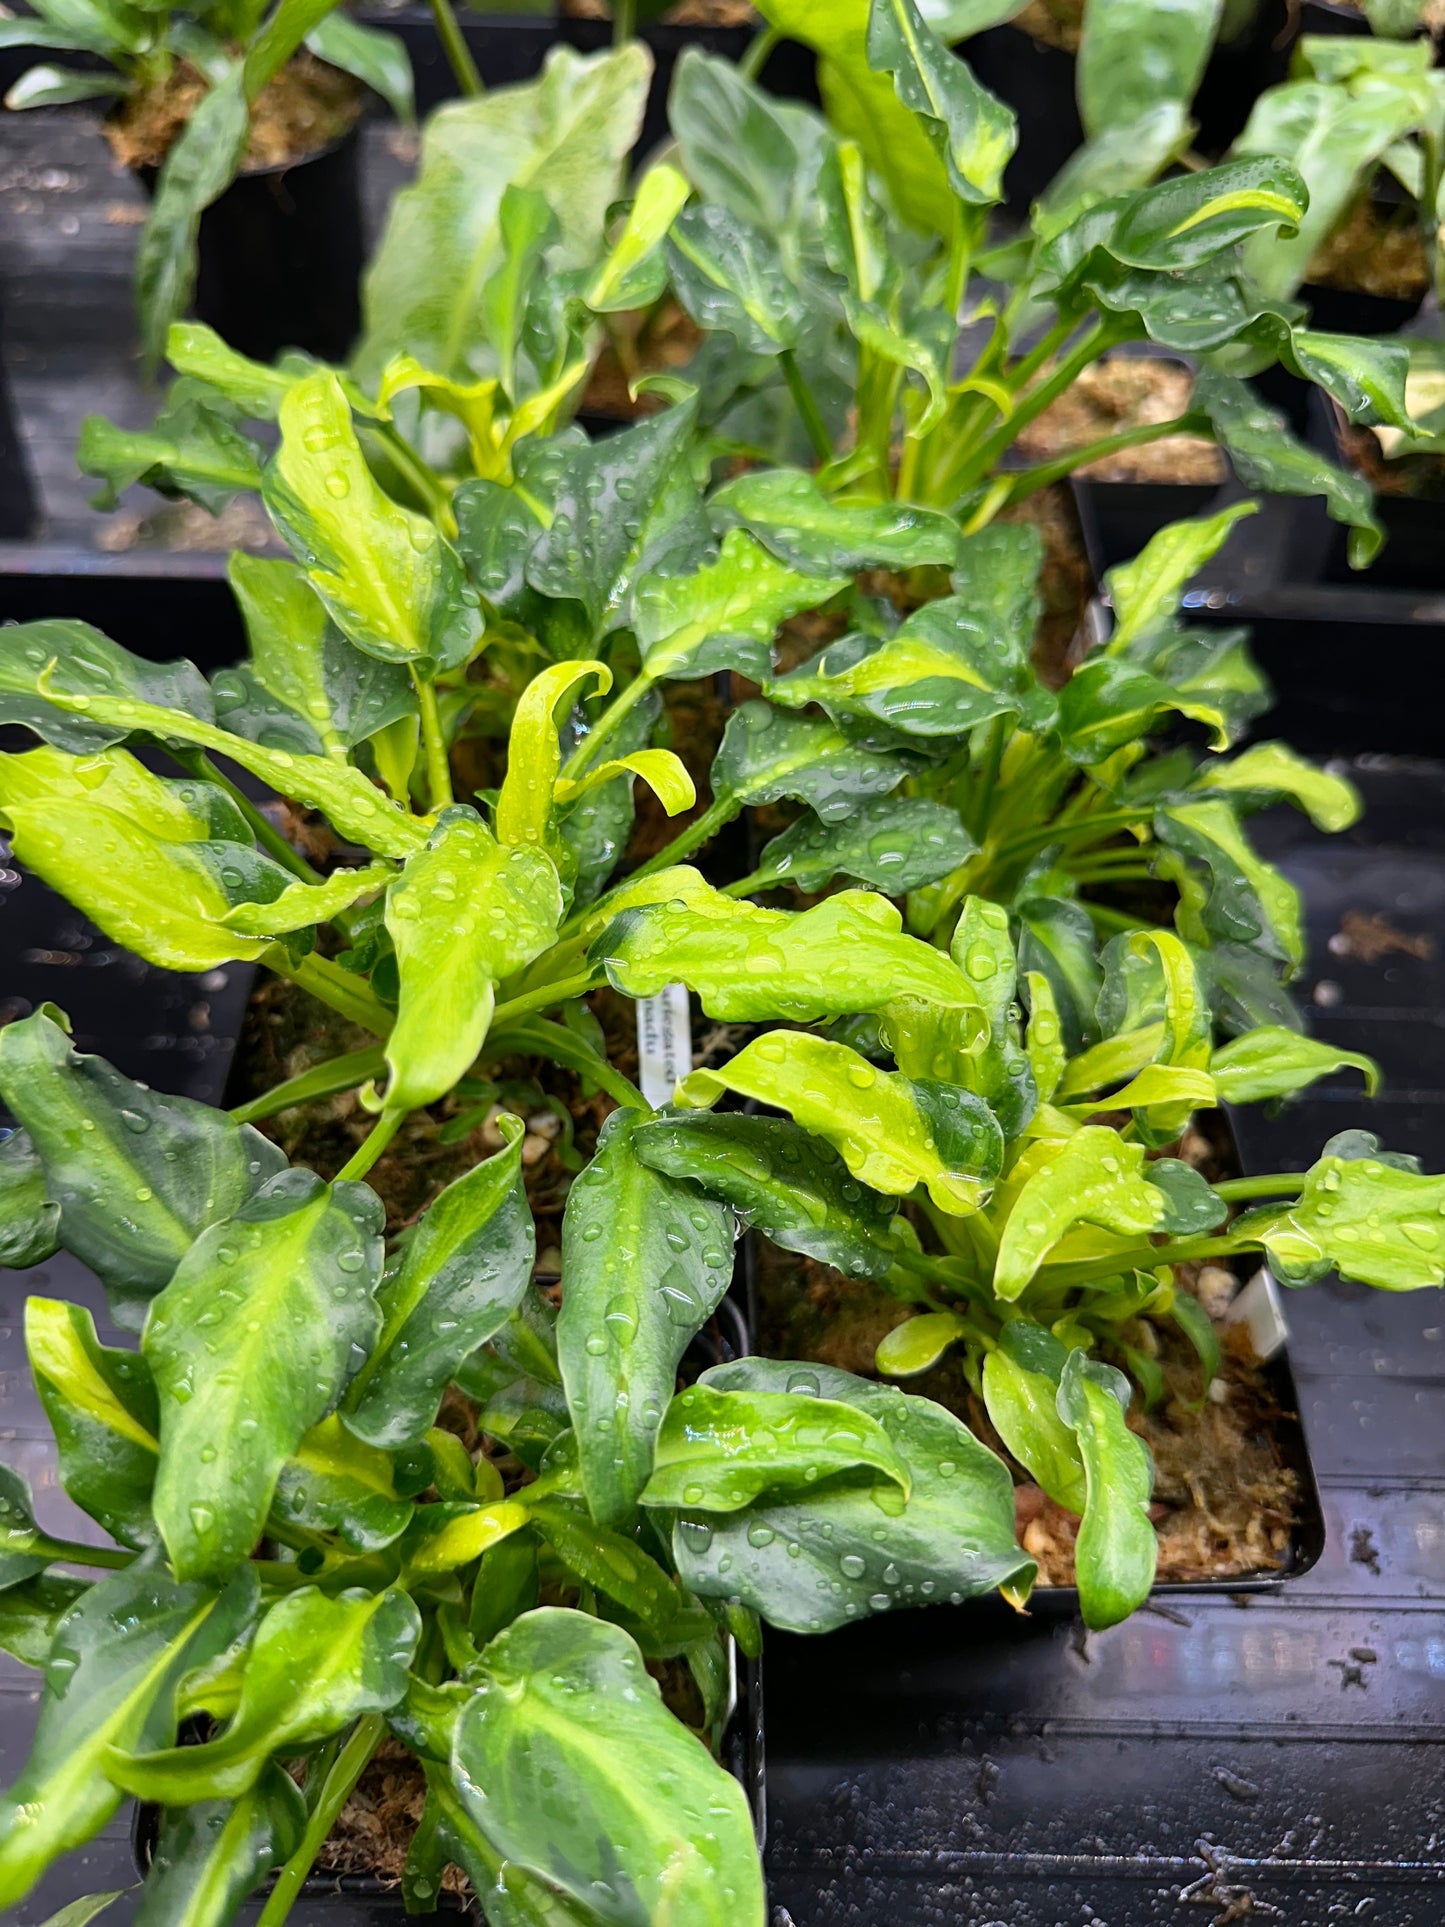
top-left (25, 1298), bottom-right (157, 1549)
top-left (634, 528), bottom-right (838, 683)
top-left (0, 1563), bottom-right (255, 1909)
top-left (667, 201), bottom-right (808, 354)
top-left (497, 660), bottom-right (612, 857)
top-left (134, 65), bottom-right (249, 365)
top-left (306, 12), bottom-right (412, 121)
top-left (1269, 326), bottom-right (1412, 431)
top-left (866, 0), bottom-right (1016, 205)
top-left (0, 745), bottom-right (292, 973)
top-left (1155, 797), bottom-right (1304, 970)
top-left (215, 553), bottom-right (414, 760)
top-left (358, 44), bottom-right (650, 384)
top-left (528, 1502), bottom-right (706, 1652)
top-left (1191, 369), bottom-right (1383, 567)
top-left (264, 371), bottom-right (482, 673)
top-left (709, 699), bottom-right (911, 823)
top-left (1023, 971), bottom-right (1066, 1107)
top-left (6, 65), bottom-right (125, 107)
top-left (993, 1127), bottom-right (1169, 1302)
top-left (557, 1109), bottom-right (734, 1529)
top-left (941, 895), bottom-right (1038, 1136)
top-left (77, 381), bottom-right (264, 515)
top-left (673, 1359), bottom-right (1031, 1631)
top-left (639, 1381), bottom-right (910, 1511)
top-left (710, 467), bottom-right (963, 574)
top-left (632, 1110), bottom-right (908, 1282)
top-left (269, 1414), bottom-right (414, 1552)
top-left (1249, 1155), bottom-right (1445, 1291)
top-left (0, 1466), bottom-right (48, 1590)
top-left (384, 808), bottom-right (563, 1114)
top-left (0, 1574), bottom-right (88, 1669)
top-left (1195, 740), bottom-right (1361, 833)
top-left (874, 1310), bottom-right (969, 1376)
top-left (678, 1030), bottom-right (1004, 1214)
top-left (0, 1008), bottom-right (286, 1330)
top-left (0, 1130), bottom-right (60, 1268)
top-left (143, 1168), bottom-right (384, 1581)
top-left (526, 398), bottom-right (710, 639)
top-left (1211, 1025), bottom-right (1379, 1104)
top-left (1167, 1285), bottom-right (1221, 1386)
top-left (982, 1338), bottom-right (1087, 1513)
top-left (596, 888), bottom-right (974, 1023)
top-left (669, 46), bottom-right (832, 248)
top-left (1072, 157), bottom-right (1308, 275)
top-left (108, 1585), bottom-right (421, 1802)
top-left (1105, 502), bottom-right (1258, 653)
top-left (35, 1890), bottom-right (127, 1927)
top-left (1056, 1350), bottom-right (1157, 1629)
top-left (1056, 656), bottom-right (1235, 761)
top-left (0, 617), bottom-right (212, 755)
top-left (755, 794), bottom-right (976, 894)
top-left (1077, 0), bottom-right (1223, 139)
top-left (558, 687), bottom-right (662, 905)
top-left (586, 162), bottom-right (692, 312)
top-left (26, 682), bottom-right (427, 859)
top-left (469, 1527), bottom-right (540, 1649)
top-left (1016, 897), bottom-right (1104, 1056)
top-left (345, 1117), bottom-right (533, 1448)
top-left (452, 1608), bottom-right (766, 1926)
top-left (135, 1761), bottom-right (306, 1927)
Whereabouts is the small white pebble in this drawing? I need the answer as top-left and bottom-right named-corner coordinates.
top-left (1313, 979), bottom-right (1343, 1007)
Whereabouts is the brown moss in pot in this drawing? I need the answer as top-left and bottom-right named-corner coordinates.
top-left (1015, 357), bottom-right (1227, 486)
top-left (104, 51), bottom-right (361, 176)
top-left (1305, 194), bottom-right (1431, 306)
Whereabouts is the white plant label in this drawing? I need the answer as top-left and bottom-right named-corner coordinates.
top-left (636, 982), bottom-right (692, 1109)
top-left (1226, 1265), bottom-right (1289, 1362)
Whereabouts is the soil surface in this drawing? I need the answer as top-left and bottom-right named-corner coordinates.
top-left (1015, 358), bottom-right (1226, 486)
top-left (562, 0), bottom-right (757, 20)
top-left (1306, 195), bottom-right (1430, 304)
top-left (105, 53), bottom-right (360, 174)
top-left (1011, 0), bottom-right (1084, 53)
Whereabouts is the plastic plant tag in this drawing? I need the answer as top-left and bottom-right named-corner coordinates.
top-left (636, 983), bottom-right (693, 1110)
top-left (1226, 1264), bottom-right (1288, 1362)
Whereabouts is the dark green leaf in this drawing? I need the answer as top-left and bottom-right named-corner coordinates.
top-left (452, 1608), bottom-right (766, 1926)
top-left (1155, 797), bottom-right (1304, 970)
top-left (631, 1110), bottom-right (907, 1281)
top-left (25, 1298), bottom-right (157, 1548)
top-left (143, 1168), bottom-right (384, 1581)
top-left (710, 700), bottom-right (911, 823)
top-left (346, 1118), bottom-right (534, 1448)
top-left (0, 1574), bottom-right (88, 1668)
top-left (1015, 897), bottom-right (1105, 1056)
top-left (134, 66), bottom-right (248, 364)
top-left (755, 794), bottom-right (976, 894)
top-left (557, 1109), bottom-right (735, 1528)
top-left (468, 1528), bottom-right (539, 1648)
top-left (673, 1359), bottom-right (1031, 1631)
top-left (1056, 1350), bottom-right (1156, 1629)
top-left (1077, 0), bottom-right (1221, 138)
top-left (135, 1762), bottom-right (306, 1927)
top-left (270, 1414), bottom-right (414, 1552)
top-left (710, 467), bottom-right (962, 574)
top-left (0, 1465), bottom-right (48, 1590)
top-left (0, 618), bottom-right (212, 755)
top-left (0, 1562), bottom-right (256, 1909)
top-left (0, 1130), bottom-right (60, 1267)
top-left (1166, 1285), bottom-right (1221, 1386)
top-left (0, 1008), bottom-right (286, 1330)
top-left (866, 0), bottom-right (1016, 205)
top-left (108, 1585), bottom-right (421, 1802)
top-left (666, 202), bottom-right (808, 355)
top-left (77, 381), bottom-right (264, 515)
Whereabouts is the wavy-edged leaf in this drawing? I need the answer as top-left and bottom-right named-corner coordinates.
top-left (0, 1129), bottom-right (60, 1269)
top-left (108, 1585), bottom-right (420, 1802)
top-left (678, 1030), bottom-right (1004, 1213)
top-left (754, 793), bottom-right (976, 894)
top-left (143, 1168), bottom-right (384, 1581)
top-left (1247, 1155), bottom-right (1445, 1291)
top-left (0, 1563), bottom-right (256, 1909)
top-left (596, 888), bottom-right (973, 1023)
top-left (1077, 0), bottom-right (1222, 139)
top-left (384, 808), bottom-right (563, 1114)
top-left (709, 699), bottom-right (911, 823)
top-left (0, 618), bottom-right (212, 755)
top-left (135, 1761), bottom-right (306, 1927)
top-left (993, 1127), bottom-right (1170, 1301)
top-left (1016, 897), bottom-right (1104, 1057)
top-left (0, 1008), bottom-right (286, 1330)
top-left (632, 1110), bottom-right (907, 1281)
top-left (673, 1358), bottom-right (1031, 1631)
top-left (453, 1608), bottom-right (766, 1927)
top-left (264, 371), bottom-right (481, 673)
top-left (1155, 796), bottom-right (1304, 970)
top-left (866, 0), bottom-right (1016, 205)
top-left (346, 1117), bottom-right (533, 1448)
top-left (1105, 502), bottom-right (1257, 653)
top-left (666, 200), bottom-right (808, 355)
top-left (634, 527), bottom-right (837, 683)
top-left (269, 1414), bottom-right (414, 1552)
top-left (77, 381), bottom-right (264, 515)
top-left (557, 1109), bottom-right (734, 1529)
top-left (711, 467), bottom-right (962, 575)
top-left (1194, 741), bottom-right (1360, 832)
top-left (640, 1380), bottom-right (908, 1512)
top-left (134, 66), bottom-right (248, 365)
top-left (1056, 1350), bottom-right (1156, 1629)
top-left (1211, 1025), bottom-right (1379, 1104)
top-left (25, 1299), bottom-right (157, 1549)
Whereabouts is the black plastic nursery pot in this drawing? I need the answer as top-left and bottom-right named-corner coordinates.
top-left (965, 23), bottom-right (1081, 216)
top-left (137, 124), bottom-right (365, 364)
top-left (1302, 389), bottom-right (1441, 592)
top-left (0, 311), bottom-right (38, 544)
top-left (354, 11), bottom-right (560, 115)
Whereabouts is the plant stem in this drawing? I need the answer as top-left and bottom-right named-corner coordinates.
top-left (779, 349), bottom-right (834, 464)
top-left (427, 0), bottom-right (482, 95)
top-left (412, 670), bottom-right (453, 812)
top-left (173, 752), bottom-right (324, 885)
top-left (490, 973), bottom-right (600, 1029)
top-left (999, 412), bottom-right (1211, 506)
top-left (971, 716), bottom-right (1008, 842)
top-left (722, 865), bottom-right (782, 898)
top-left (613, 0), bottom-right (637, 41)
top-left (1040, 1231), bottom-right (1254, 1290)
top-left (269, 950), bottom-right (395, 1037)
top-left (337, 1108), bottom-right (405, 1182)
top-left (231, 1044), bottom-right (388, 1126)
top-left (258, 1715), bottom-right (386, 1927)
top-left (738, 21), bottom-right (780, 79)
top-left (626, 796), bottom-right (734, 884)
top-left (1082, 902), bottom-right (1144, 933)
top-left (952, 320), bottom-right (1121, 495)
top-left (29, 1534), bottom-right (133, 1570)
top-left (1213, 1173), bottom-right (1304, 1202)
top-left (1068, 863), bottom-right (1155, 886)
top-left (481, 1015), bottom-right (646, 1111)
top-left (368, 423), bottom-right (456, 536)
top-left (991, 808), bottom-right (1143, 866)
